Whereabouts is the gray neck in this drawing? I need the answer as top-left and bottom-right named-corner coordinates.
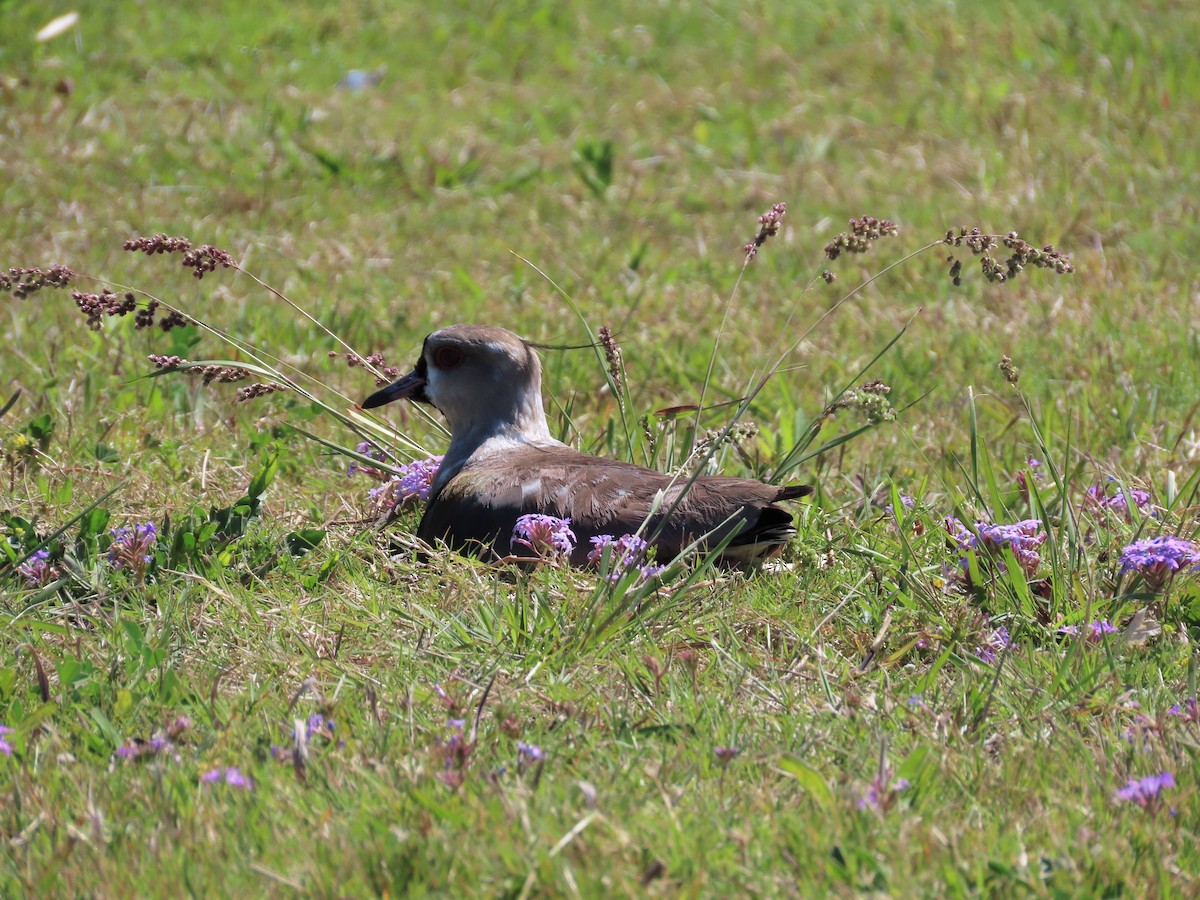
top-left (430, 391), bottom-right (561, 498)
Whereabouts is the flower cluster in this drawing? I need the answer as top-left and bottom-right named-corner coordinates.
top-left (346, 440), bottom-right (388, 478)
top-left (433, 718), bottom-right (475, 789)
top-left (828, 380), bottom-right (896, 425)
top-left (1015, 457), bottom-right (1041, 501)
top-left (1114, 772), bottom-right (1174, 810)
top-left (743, 201), bottom-right (786, 262)
top-left (365, 455), bottom-right (443, 514)
top-left (1083, 481), bottom-right (1151, 519)
top-left (858, 766), bottom-right (910, 812)
top-left (944, 227), bottom-right (1073, 285)
top-left (200, 766), bottom-right (253, 789)
top-left (18, 549), bottom-right (58, 588)
top-left (516, 741), bottom-right (545, 773)
top-left (328, 350), bottom-right (402, 385)
top-left (824, 216), bottom-right (897, 260)
top-left (511, 514), bottom-right (576, 559)
top-left (975, 624), bottom-right (1012, 664)
top-left (116, 716), bottom-right (191, 761)
top-left (1118, 536), bottom-right (1199, 590)
top-left (684, 422), bottom-right (761, 475)
top-left (306, 713), bottom-right (336, 741)
top-left (107, 522), bottom-right (158, 580)
top-left (1167, 697), bottom-right (1198, 723)
top-left (1, 264), bottom-right (74, 299)
top-left (947, 518), bottom-right (1045, 578)
top-left (123, 234), bottom-right (234, 280)
top-left (1057, 620), bottom-right (1118, 641)
top-left (586, 533), bottom-right (666, 583)
top-left (0, 725), bottom-right (13, 756)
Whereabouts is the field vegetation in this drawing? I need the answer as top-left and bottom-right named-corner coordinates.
top-left (2, 0), bottom-right (1199, 894)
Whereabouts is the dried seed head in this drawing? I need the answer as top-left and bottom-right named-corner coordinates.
top-left (2, 264), bottom-right (75, 299)
top-left (236, 382), bottom-right (287, 402)
top-left (597, 325), bottom-right (624, 399)
top-left (824, 216), bottom-right (898, 260)
top-left (999, 355), bottom-right (1020, 384)
top-left (330, 350), bottom-right (402, 385)
top-left (743, 201), bottom-right (787, 263)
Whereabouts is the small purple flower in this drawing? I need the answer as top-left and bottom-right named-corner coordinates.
top-left (1118, 536), bottom-right (1200, 590)
top-left (587, 533), bottom-right (665, 584)
top-left (1016, 458), bottom-right (1042, 498)
top-left (0, 724), bottom-right (14, 757)
top-left (1083, 481), bottom-right (1152, 520)
top-left (107, 522), bottom-right (158, 579)
top-left (857, 768), bottom-right (910, 811)
top-left (517, 741), bottom-right (544, 772)
top-left (1057, 619), bottom-right (1118, 642)
top-left (306, 713), bottom-right (335, 740)
top-left (200, 766), bottom-right (253, 789)
top-left (714, 746), bottom-right (741, 766)
top-left (368, 455), bottom-right (444, 513)
top-left (511, 514), bottom-right (576, 558)
top-left (947, 517), bottom-right (1045, 578)
top-left (347, 440), bottom-right (387, 476)
top-left (1167, 697), bottom-right (1199, 723)
top-left (975, 625), bottom-right (1012, 664)
top-left (1114, 772), bottom-right (1174, 810)
top-left (17, 549), bottom-right (58, 588)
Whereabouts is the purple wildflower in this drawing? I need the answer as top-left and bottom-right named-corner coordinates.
top-left (857, 769), bottom-right (910, 812)
top-left (947, 517), bottom-right (1045, 578)
top-left (200, 766), bottom-right (253, 789)
top-left (1118, 536), bottom-right (1200, 590)
top-left (511, 514), bottom-right (576, 558)
top-left (1057, 619), bottom-right (1119, 642)
top-left (306, 713), bottom-right (335, 740)
top-left (367, 455), bottom-right (444, 514)
top-left (0, 725), bottom-right (13, 756)
top-left (975, 625), bottom-right (1012, 664)
top-left (107, 522), bottom-right (158, 579)
top-left (1114, 772), bottom-right (1174, 810)
top-left (1016, 458), bottom-right (1042, 500)
top-left (587, 533), bottom-right (665, 584)
top-left (346, 440), bottom-right (387, 477)
top-left (1083, 481), bottom-right (1152, 520)
top-left (17, 549), bottom-right (58, 588)
top-left (1167, 697), bottom-right (1199, 723)
top-left (714, 746), bottom-right (741, 765)
top-left (517, 741), bottom-right (545, 773)
top-left (433, 718), bottom-right (474, 787)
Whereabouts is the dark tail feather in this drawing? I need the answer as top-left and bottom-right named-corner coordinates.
top-left (776, 484), bottom-right (814, 501)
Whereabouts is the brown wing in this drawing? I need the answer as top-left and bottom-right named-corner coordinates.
top-left (419, 444), bottom-right (811, 565)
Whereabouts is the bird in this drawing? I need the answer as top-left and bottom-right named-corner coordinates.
top-left (361, 324), bottom-right (812, 567)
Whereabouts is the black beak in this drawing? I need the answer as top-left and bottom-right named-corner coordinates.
top-left (361, 368), bottom-right (429, 409)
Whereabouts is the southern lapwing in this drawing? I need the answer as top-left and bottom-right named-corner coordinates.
top-left (362, 325), bottom-right (812, 566)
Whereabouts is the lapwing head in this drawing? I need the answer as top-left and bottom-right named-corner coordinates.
top-left (362, 324), bottom-right (549, 440)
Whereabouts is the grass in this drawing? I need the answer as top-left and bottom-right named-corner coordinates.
top-left (3, 0), bottom-right (1200, 894)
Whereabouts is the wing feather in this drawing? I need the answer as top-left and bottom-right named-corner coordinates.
top-left (419, 444), bottom-right (809, 564)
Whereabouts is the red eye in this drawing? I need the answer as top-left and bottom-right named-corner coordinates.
top-left (433, 346), bottom-right (464, 369)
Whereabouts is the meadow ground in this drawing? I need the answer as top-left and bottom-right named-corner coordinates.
top-left (2, 0), bottom-right (1200, 894)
